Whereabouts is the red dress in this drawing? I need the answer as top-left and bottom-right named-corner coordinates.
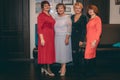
top-left (84, 16), bottom-right (102, 59)
top-left (37, 12), bottom-right (55, 64)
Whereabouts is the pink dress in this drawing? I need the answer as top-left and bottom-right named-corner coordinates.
top-left (37, 12), bottom-right (55, 64)
top-left (84, 16), bottom-right (102, 59)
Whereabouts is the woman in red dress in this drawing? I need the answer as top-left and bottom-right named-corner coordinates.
top-left (37, 1), bottom-right (55, 76)
top-left (84, 4), bottom-right (102, 76)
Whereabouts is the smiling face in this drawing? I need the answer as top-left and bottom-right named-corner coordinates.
top-left (43, 3), bottom-right (50, 12)
top-left (87, 5), bottom-right (98, 17)
top-left (74, 5), bottom-right (82, 14)
top-left (88, 9), bottom-right (96, 16)
top-left (57, 5), bottom-right (65, 15)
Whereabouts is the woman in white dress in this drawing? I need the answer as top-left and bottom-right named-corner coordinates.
top-left (54, 3), bottom-right (72, 76)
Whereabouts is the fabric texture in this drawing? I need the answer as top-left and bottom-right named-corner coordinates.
top-left (85, 16), bottom-right (102, 59)
top-left (54, 15), bottom-right (72, 63)
top-left (71, 15), bottom-right (87, 53)
top-left (37, 12), bottom-right (55, 64)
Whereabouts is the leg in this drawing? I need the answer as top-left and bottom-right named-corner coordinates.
top-left (46, 64), bottom-right (55, 76)
top-left (72, 52), bottom-right (80, 67)
top-left (78, 48), bottom-right (85, 73)
top-left (41, 64), bottom-right (47, 73)
top-left (41, 64), bottom-right (55, 76)
top-left (83, 58), bottom-right (96, 77)
top-left (60, 63), bottom-right (66, 76)
top-left (72, 51), bottom-right (84, 72)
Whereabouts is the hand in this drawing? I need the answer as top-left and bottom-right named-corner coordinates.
top-left (79, 41), bottom-right (83, 47)
top-left (41, 39), bottom-right (45, 46)
top-left (65, 38), bottom-right (69, 45)
top-left (91, 40), bottom-right (96, 48)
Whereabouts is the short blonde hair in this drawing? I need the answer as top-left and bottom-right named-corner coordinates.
top-left (73, 2), bottom-right (83, 9)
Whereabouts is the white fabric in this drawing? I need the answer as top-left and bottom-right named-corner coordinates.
top-left (54, 15), bottom-right (72, 63)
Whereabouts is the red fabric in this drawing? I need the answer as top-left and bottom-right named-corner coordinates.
top-left (85, 16), bottom-right (102, 59)
top-left (37, 12), bottom-right (55, 64)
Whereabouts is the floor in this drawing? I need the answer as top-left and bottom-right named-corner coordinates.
top-left (0, 58), bottom-right (120, 80)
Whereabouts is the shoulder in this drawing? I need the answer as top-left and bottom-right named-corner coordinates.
top-left (37, 12), bottom-right (45, 18)
top-left (65, 15), bottom-right (71, 18)
top-left (81, 15), bottom-right (87, 19)
top-left (79, 15), bottom-right (87, 23)
top-left (71, 14), bottom-right (75, 18)
top-left (96, 16), bottom-right (101, 20)
top-left (54, 15), bottom-right (58, 19)
top-left (95, 16), bottom-right (102, 22)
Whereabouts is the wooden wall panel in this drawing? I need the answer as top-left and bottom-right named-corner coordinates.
top-left (0, 0), bottom-right (30, 60)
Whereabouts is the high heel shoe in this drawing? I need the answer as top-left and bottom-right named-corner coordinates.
top-left (60, 70), bottom-right (66, 76)
top-left (41, 68), bottom-right (45, 73)
top-left (44, 69), bottom-right (55, 76)
top-left (60, 72), bottom-right (66, 76)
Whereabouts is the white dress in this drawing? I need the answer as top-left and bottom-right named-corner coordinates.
top-left (54, 15), bottom-right (72, 63)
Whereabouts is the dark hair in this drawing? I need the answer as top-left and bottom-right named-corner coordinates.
top-left (41, 1), bottom-right (50, 9)
top-left (56, 3), bottom-right (66, 12)
top-left (87, 4), bottom-right (99, 15)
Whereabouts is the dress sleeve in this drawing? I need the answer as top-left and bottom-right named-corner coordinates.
top-left (80, 16), bottom-right (87, 42)
top-left (37, 14), bottom-right (44, 34)
top-left (66, 16), bottom-right (72, 35)
top-left (95, 18), bottom-right (102, 41)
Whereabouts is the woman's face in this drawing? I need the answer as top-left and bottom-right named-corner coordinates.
top-left (88, 9), bottom-right (95, 16)
top-left (74, 5), bottom-right (82, 14)
top-left (57, 5), bottom-right (65, 15)
top-left (43, 3), bottom-right (50, 12)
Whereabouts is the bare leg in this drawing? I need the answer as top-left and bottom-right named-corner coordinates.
top-left (47, 64), bottom-right (53, 73)
top-left (46, 64), bottom-right (55, 76)
top-left (60, 63), bottom-right (66, 76)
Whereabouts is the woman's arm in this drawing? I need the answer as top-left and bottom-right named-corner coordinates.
top-left (65, 16), bottom-right (72, 45)
top-left (79, 16), bottom-right (87, 46)
top-left (91, 17), bottom-right (102, 48)
top-left (37, 14), bottom-right (45, 46)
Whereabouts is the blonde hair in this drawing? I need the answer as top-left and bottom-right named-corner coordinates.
top-left (73, 2), bottom-right (83, 9)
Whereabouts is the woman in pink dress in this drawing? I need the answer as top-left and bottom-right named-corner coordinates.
top-left (84, 4), bottom-right (102, 77)
top-left (37, 1), bottom-right (55, 76)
